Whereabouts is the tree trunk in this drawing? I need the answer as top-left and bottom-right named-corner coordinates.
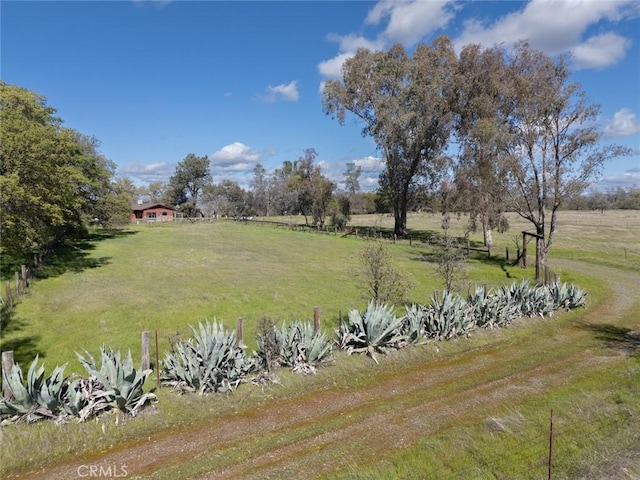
top-left (482, 220), bottom-right (494, 247)
top-left (536, 225), bottom-right (545, 282)
top-left (394, 206), bottom-right (408, 237)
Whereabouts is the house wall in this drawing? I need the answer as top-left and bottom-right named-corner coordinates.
top-left (130, 207), bottom-right (175, 222)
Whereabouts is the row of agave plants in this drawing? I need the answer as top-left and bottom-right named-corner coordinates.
top-left (1, 280), bottom-right (585, 424)
top-left (0, 349), bottom-right (157, 424)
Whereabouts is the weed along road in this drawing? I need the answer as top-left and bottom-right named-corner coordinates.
top-left (10, 258), bottom-right (639, 480)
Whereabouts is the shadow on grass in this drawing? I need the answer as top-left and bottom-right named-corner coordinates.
top-left (407, 232), bottom-right (515, 280)
top-left (35, 229), bottom-right (137, 279)
top-left (577, 321), bottom-right (640, 356)
top-left (0, 309), bottom-right (42, 366)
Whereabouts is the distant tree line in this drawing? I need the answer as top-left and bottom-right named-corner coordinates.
top-left (144, 148), bottom-right (381, 223)
top-left (563, 187), bottom-right (640, 212)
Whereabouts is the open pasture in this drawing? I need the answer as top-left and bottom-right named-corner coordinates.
top-left (1, 210), bottom-right (639, 478)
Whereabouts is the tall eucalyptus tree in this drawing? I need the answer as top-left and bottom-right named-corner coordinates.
top-left (502, 42), bottom-right (632, 276)
top-left (323, 36), bottom-right (456, 237)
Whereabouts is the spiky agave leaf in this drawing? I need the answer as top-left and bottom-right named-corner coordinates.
top-left (161, 319), bottom-right (255, 394)
top-left (0, 357), bottom-right (78, 424)
top-left (275, 321), bottom-right (332, 373)
top-left (424, 291), bottom-right (474, 340)
top-left (402, 304), bottom-right (428, 344)
top-left (77, 346), bottom-right (156, 416)
top-left (338, 301), bottom-right (406, 362)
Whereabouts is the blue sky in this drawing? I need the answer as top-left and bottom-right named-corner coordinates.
top-left (2, 1), bottom-right (639, 192)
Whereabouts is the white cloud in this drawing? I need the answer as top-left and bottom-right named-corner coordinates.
top-left (571, 32), bottom-right (632, 69)
top-left (210, 142), bottom-right (262, 173)
top-left (454, 0), bottom-right (636, 69)
top-left (121, 160), bottom-right (173, 183)
top-left (353, 155), bottom-right (385, 173)
top-left (318, 1), bottom-right (453, 83)
top-left (592, 168), bottom-right (640, 190)
top-left (604, 109), bottom-right (640, 138)
top-left (366, 0), bottom-right (455, 46)
top-left (318, 52), bottom-right (357, 80)
top-left (261, 80), bottom-right (299, 103)
top-left (318, 35), bottom-right (385, 81)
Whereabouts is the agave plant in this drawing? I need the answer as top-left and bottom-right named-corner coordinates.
top-left (78, 347), bottom-right (157, 416)
top-left (275, 321), bottom-right (332, 374)
top-left (0, 356), bottom-right (69, 424)
top-left (337, 301), bottom-right (406, 363)
top-left (423, 291), bottom-right (474, 340)
top-left (402, 304), bottom-right (428, 344)
top-left (161, 320), bottom-right (255, 394)
top-left (468, 286), bottom-right (519, 329)
top-left (548, 281), bottom-right (587, 310)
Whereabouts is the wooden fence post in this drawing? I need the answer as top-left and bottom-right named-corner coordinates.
top-left (155, 330), bottom-right (160, 389)
top-left (21, 265), bottom-right (28, 291)
top-left (236, 317), bottom-right (244, 348)
top-left (14, 272), bottom-right (20, 297)
top-left (141, 331), bottom-right (151, 371)
top-left (5, 281), bottom-right (12, 309)
top-left (554, 273), bottom-right (561, 284)
top-left (313, 307), bottom-right (321, 334)
top-left (522, 232), bottom-right (527, 268)
top-left (2, 351), bottom-right (15, 399)
top-left (506, 247), bottom-right (509, 262)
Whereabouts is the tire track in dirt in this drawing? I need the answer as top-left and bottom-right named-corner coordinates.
top-left (11, 264), bottom-right (639, 480)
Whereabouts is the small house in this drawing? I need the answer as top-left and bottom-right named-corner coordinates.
top-left (130, 200), bottom-right (175, 222)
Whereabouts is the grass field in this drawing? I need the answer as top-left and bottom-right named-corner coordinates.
top-left (1, 210), bottom-right (639, 478)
